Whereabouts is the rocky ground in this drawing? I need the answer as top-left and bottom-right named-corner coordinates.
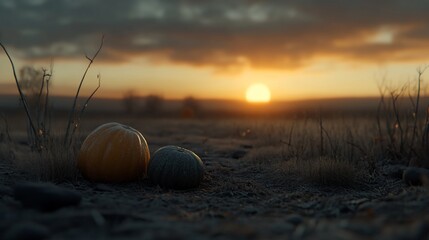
top-left (1, 119), bottom-right (429, 240)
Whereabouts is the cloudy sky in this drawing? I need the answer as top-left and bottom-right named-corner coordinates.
top-left (1, 0), bottom-right (429, 101)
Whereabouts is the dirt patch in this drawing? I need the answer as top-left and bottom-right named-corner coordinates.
top-left (1, 118), bottom-right (429, 239)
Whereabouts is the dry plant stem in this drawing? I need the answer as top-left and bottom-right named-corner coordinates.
top-left (346, 140), bottom-right (367, 157)
top-left (319, 115), bottom-right (324, 156)
top-left (44, 68), bottom-right (52, 136)
top-left (376, 91), bottom-right (386, 146)
top-left (37, 69), bottom-right (51, 138)
top-left (68, 75), bottom-right (101, 147)
top-left (0, 114), bottom-right (12, 142)
top-left (423, 107), bottom-right (429, 149)
top-left (64, 35), bottom-right (104, 147)
top-left (391, 91), bottom-right (404, 154)
top-left (408, 66), bottom-right (428, 164)
top-left (37, 69), bottom-right (46, 110)
top-left (377, 79), bottom-right (396, 151)
top-left (319, 115), bottom-right (334, 157)
top-left (0, 43), bottom-right (39, 141)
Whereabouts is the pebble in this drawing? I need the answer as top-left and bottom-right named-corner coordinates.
top-left (243, 205), bottom-right (258, 215)
top-left (402, 167), bottom-right (429, 186)
top-left (267, 221), bottom-right (295, 235)
top-left (3, 222), bottom-right (50, 240)
top-left (285, 214), bottom-right (303, 225)
top-left (341, 222), bottom-right (379, 236)
top-left (13, 182), bottom-right (81, 212)
top-left (408, 221), bottom-right (429, 240)
top-left (0, 185), bottom-right (13, 196)
top-left (383, 221), bottom-right (429, 240)
top-left (383, 165), bottom-right (406, 179)
top-left (293, 224), bottom-right (311, 239)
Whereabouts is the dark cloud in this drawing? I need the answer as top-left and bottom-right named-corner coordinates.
top-left (1, 0), bottom-right (429, 70)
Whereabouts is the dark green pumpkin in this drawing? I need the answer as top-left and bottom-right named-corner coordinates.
top-left (148, 145), bottom-right (204, 189)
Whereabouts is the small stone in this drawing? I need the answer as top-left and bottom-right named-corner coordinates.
top-left (402, 167), bottom-right (429, 186)
top-left (384, 221), bottom-right (429, 240)
top-left (410, 221), bottom-right (429, 240)
top-left (285, 214), bottom-right (303, 225)
top-left (342, 222), bottom-right (379, 236)
top-left (243, 205), bottom-right (258, 215)
top-left (3, 222), bottom-right (50, 240)
top-left (383, 165), bottom-right (406, 179)
top-left (269, 222), bottom-right (295, 234)
top-left (13, 182), bottom-right (81, 212)
top-left (0, 185), bottom-right (13, 196)
top-left (231, 149), bottom-right (247, 159)
top-left (339, 205), bottom-right (353, 214)
top-left (293, 225), bottom-right (310, 239)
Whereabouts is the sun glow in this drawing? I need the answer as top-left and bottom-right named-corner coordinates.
top-left (245, 83), bottom-right (271, 103)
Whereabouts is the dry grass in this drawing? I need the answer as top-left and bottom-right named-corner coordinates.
top-left (0, 115), bottom-right (381, 185)
top-left (292, 157), bottom-right (358, 186)
top-left (14, 148), bottom-right (78, 182)
top-left (5, 133), bottom-right (79, 181)
top-left (239, 118), bottom-right (373, 187)
top-left (0, 142), bottom-right (13, 161)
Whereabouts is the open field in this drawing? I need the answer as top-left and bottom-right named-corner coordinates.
top-left (3, 1), bottom-right (429, 239)
top-left (1, 115), bottom-right (429, 239)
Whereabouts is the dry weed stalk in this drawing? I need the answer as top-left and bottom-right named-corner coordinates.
top-left (0, 35), bottom-right (104, 179)
top-left (376, 66), bottom-right (429, 165)
top-left (64, 35), bottom-right (104, 147)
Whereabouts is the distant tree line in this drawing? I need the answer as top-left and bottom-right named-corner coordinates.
top-left (122, 91), bottom-right (201, 118)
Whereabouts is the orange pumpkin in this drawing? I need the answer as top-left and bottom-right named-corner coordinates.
top-left (77, 122), bottom-right (150, 182)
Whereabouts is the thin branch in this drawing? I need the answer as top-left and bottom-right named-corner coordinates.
top-left (64, 34), bottom-right (104, 146)
top-left (42, 67), bottom-right (52, 139)
top-left (346, 141), bottom-right (367, 157)
top-left (0, 42), bottom-right (39, 141)
top-left (37, 68), bottom-right (46, 114)
top-left (321, 122), bottom-right (335, 155)
top-left (80, 74), bottom-right (101, 116)
top-left (408, 65), bottom-right (428, 164)
top-left (67, 74), bottom-right (101, 147)
top-left (390, 90), bottom-right (404, 154)
top-left (0, 113), bottom-right (12, 142)
top-left (44, 60), bottom-right (54, 138)
top-left (319, 114), bottom-right (324, 156)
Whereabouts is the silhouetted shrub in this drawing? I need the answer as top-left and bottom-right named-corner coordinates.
top-left (122, 90), bottom-right (139, 115)
top-left (144, 95), bottom-right (164, 115)
top-left (181, 96), bottom-right (200, 118)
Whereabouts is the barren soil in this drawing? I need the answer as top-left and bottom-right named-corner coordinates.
top-left (1, 118), bottom-right (429, 240)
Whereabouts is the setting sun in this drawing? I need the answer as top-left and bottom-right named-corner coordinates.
top-left (245, 83), bottom-right (271, 103)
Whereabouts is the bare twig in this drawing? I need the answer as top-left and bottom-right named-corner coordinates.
top-left (64, 34), bottom-right (104, 146)
top-left (0, 113), bottom-right (12, 142)
top-left (408, 66), bottom-right (428, 164)
top-left (390, 89), bottom-right (405, 155)
top-left (346, 140), bottom-right (367, 156)
top-left (67, 74), bottom-right (101, 147)
top-left (0, 42), bottom-right (39, 143)
top-left (319, 114), bottom-right (324, 156)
